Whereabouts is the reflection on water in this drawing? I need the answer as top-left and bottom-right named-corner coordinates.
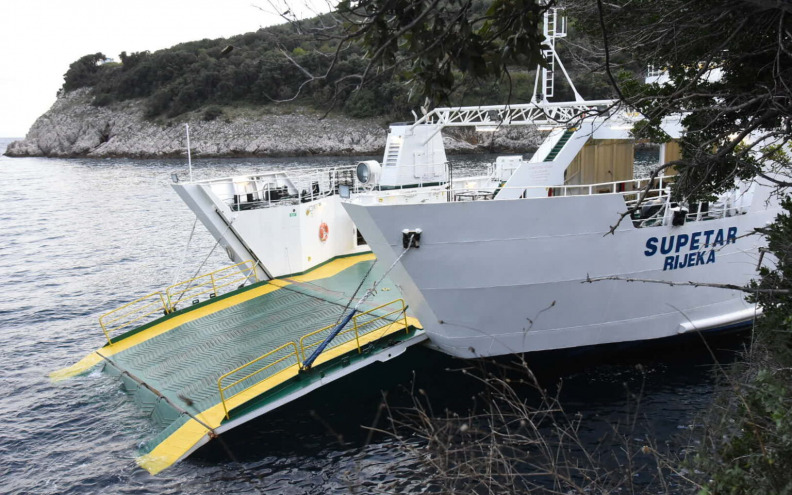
top-left (0, 139), bottom-right (730, 494)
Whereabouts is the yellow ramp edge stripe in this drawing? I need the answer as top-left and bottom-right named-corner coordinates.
top-left (286, 253), bottom-right (376, 283)
top-left (137, 316), bottom-right (419, 475)
top-left (50, 253), bottom-right (375, 382)
top-left (49, 352), bottom-right (104, 382)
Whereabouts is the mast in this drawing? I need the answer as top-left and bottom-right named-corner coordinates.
top-left (531, 7), bottom-right (583, 104)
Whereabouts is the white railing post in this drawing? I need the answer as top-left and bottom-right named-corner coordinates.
top-left (185, 124), bottom-right (193, 182)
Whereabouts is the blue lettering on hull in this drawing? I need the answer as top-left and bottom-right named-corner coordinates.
top-left (647, 227), bottom-right (736, 271)
top-left (662, 249), bottom-right (717, 271)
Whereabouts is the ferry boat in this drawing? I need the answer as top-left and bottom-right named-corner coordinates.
top-left (342, 137), bottom-right (776, 357)
top-left (53, 8), bottom-right (778, 474)
top-left (335, 14), bottom-right (780, 358)
top-left (176, 7), bottom-right (778, 359)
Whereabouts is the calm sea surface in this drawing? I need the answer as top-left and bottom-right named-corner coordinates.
top-left (0, 139), bottom-right (740, 493)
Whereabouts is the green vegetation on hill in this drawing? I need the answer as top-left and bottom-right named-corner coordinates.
top-left (62, 20), bottom-right (388, 119)
top-left (61, 15), bottom-right (613, 121)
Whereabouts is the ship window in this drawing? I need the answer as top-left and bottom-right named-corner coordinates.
top-left (339, 184), bottom-right (351, 199)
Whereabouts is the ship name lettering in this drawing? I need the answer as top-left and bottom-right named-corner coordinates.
top-left (643, 227), bottom-right (737, 271)
top-left (662, 249), bottom-right (716, 271)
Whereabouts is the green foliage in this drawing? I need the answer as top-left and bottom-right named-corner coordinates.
top-left (689, 198), bottom-right (792, 494)
top-left (342, 89), bottom-right (379, 118)
top-left (752, 196), bottom-right (792, 362)
top-left (62, 53), bottom-right (109, 92)
top-left (60, 19), bottom-right (399, 119)
top-left (572, 0), bottom-right (792, 201)
top-left (557, 2), bottom-right (792, 492)
top-left (338, 0), bottom-right (548, 105)
top-left (60, 4), bottom-right (614, 120)
top-left (118, 50), bottom-right (149, 70)
top-left (695, 366), bottom-right (792, 495)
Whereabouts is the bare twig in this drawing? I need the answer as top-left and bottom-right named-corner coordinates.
top-left (583, 274), bottom-right (789, 295)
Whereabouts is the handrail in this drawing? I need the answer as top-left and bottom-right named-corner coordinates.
top-left (217, 299), bottom-right (410, 419)
top-left (211, 165), bottom-right (454, 212)
top-left (345, 175), bottom-right (673, 203)
top-left (299, 321), bottom-right (357, 363)
top-left (217, 342), bottom-right (301, 420)
top-left (193, 165), bottom-right (358, 186)
top-left (466, 175), bottom-right (672, 199)
top-left (98, 292), bottom-right (169, 346)
top-left (166, 260), bottom-right (257, 310)
top-left (99, 260), bottom-right (257, 345)
top-left (299, 299), bottom-right (409, 362)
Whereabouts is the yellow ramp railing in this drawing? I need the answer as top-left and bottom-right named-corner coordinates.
top-left (217, 343), bottom-right (301, 420)
top-left (217, 299), bottom-right (410, 419)
top-left (99, 292), bottom-right (170, 345)
top-left (166, 260), bottom-right (258, 311)
top-left (98, 260), bottom-right (256, 345)
top-left (299, 299), bottom-right (409, 362)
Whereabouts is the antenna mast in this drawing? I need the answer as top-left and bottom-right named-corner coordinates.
top-left (531, 7), bottom-right (584, 104)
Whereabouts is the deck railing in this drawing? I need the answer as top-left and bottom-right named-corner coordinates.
top-left (97, 260), bottom-right (256, 345)
top-left (203, 166), bottom-right (358, 211)
top-left (99, 292), bottom-right (170, 346)
top-left (166, 260), bottom-right (258, 311)
top-left (358, 173), bottom-right (753, 227)
top-left (202, 165), bottom-right (452, 211)
top-left (459, 175), bottom-right (672, 201)
top-left (217, 299), bottom-right (410, 420)
top-left (298, 299), bottom-right (409, 362)
top-left (217, 342), bottom-right (301, 420)
top-left (194, 165), bottom-right (357, 186)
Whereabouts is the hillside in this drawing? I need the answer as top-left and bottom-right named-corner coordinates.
top-left (5, 88), bottom-right (546, 158)
top-left (5, 12), bottom-right (612, 158)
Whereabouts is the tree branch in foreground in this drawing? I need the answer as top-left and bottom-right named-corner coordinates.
top-left (583, 274), bottom-right (789, 295)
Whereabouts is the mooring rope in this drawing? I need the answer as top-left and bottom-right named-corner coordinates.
top-left (302, 234), bottom-right (417, 370)
top-left (170, 216), bottom-right (198, 287)
top-left (170, 216), bottom-right (238, 310)
top-left (334, 260), bottom-right (378, 325)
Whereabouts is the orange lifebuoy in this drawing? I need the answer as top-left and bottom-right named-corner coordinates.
top-left (319, 222), bottom-right (329, 242)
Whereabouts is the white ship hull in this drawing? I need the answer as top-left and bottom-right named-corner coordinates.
top-left (344, 185), bottom-right (779, 357)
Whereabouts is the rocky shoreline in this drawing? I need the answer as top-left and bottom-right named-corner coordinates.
top-left (5, 89), bottom-right (542, 159)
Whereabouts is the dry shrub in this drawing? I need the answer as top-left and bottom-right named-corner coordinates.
top-left (371, 359), bottom-right (699, 494)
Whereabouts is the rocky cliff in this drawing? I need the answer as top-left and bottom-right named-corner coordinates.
top-left (5, 89), bottom-right (542, 158)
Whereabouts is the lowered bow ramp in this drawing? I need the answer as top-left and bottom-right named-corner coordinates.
top-left (52, 254), bottom-right (424, 474)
